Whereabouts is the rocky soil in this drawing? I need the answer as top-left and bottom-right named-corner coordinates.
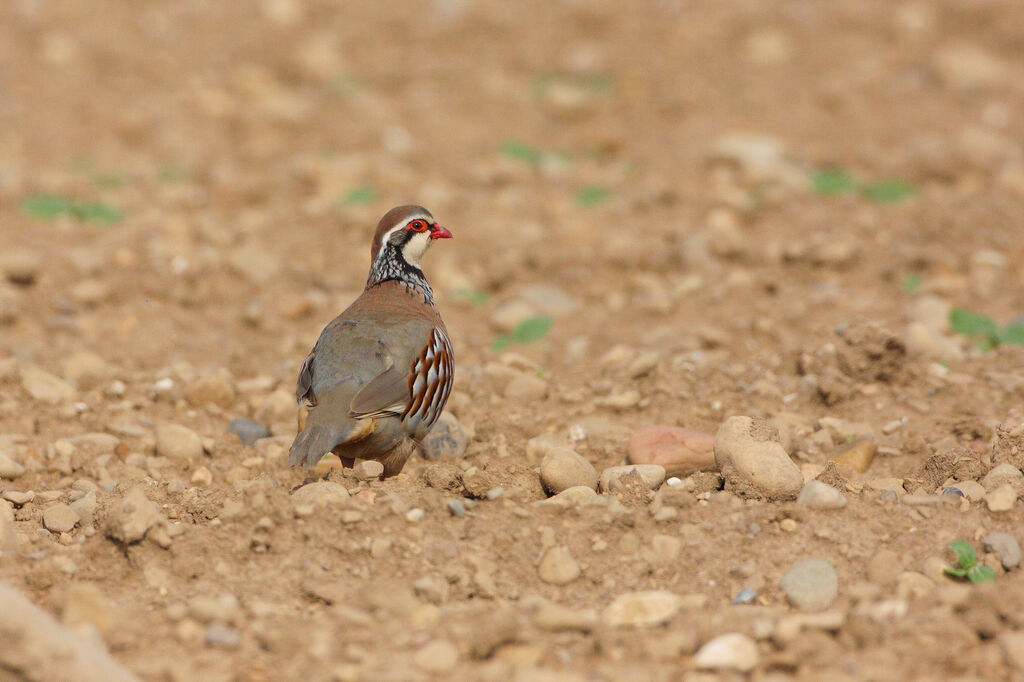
top-left (2, 0), bottom-right (1024, 680)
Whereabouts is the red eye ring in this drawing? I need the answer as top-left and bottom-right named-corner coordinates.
top-left (407, 220), bottom-right (428, 232)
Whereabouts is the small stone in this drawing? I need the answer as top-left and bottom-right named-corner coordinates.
top-left (43, 503), bottom-right (79, 533)
top-left (602, 590), bottom-right (683, 627)
top-left (714, 416), bottom-right (803, 500)
top-left (104, 487), bottom-right (163, 544)
top-left (982, 464), bottom-right (1024, 492)
top-left (21, 366), bottom-right (77, 404)
top-left (797, 481), bottom-right (847, 510)
top-left (205, 624), bottom-right (241, 649)
top-left (191, 466), bottom-right (213, 486)
top-left (540, 448), bottom-right (598, 494)
top-left (61, 351), bottom-right (109, 389)
top-left (984, 532), bottom-right (1022, 570)
top-left (987, 484), bottom-right (1017, 512)
top-left (156, 423), bottom-right (204, 461)
top-left (446, 499), bottom-right (467, 517)
top-left (693, 633), bottom-right (760, 673)
top-left (600, 464), bottom-right (666, 492)
top-left (354, 460), bottom-right (384, 481)
top-left (867, 549), bottom-right (903, 586)
top-left (414, 639), bottom-right (459, 672)
top-left (291, 482), bottom-right (349, 508)
top-left (485, 487), bottom-right (505, 501)
top-left (535, 486), bottom-right (598, 508)
top-left (421, 412), bottom-right (467, 459)
top-left (413, 575), bottom-right (448, 605)
top-left (405, 508), bottom-right (424, 522)
top-left (69, 493), bottom-right (97, 524)
top-left (896, 571), bottom-right (935, 600)
top-left (538, 546), bottom-right (581, 585)
top-left (942, 486), bottom-right (965, 498)
top-left (2, 490), bottom-right (33, 505)
top-left (830, 438), bottom-right (877, 474)
top-left (781, 558), bottom-right (839, 611)
top-left (185, 370), bottom-right (236, 408)
top-left (504, 374), bottom-right (549, 401)
top-left (227, 418), bottom-right (270, 446)
top-left (0, 451), bottom-right (26, 479)
top-left (955, 480), bottom-right (987, 501)
top-left (627, 426), bottom-right (716, 476)
top-left (904, 323), bottom-right (963, 360)
top-left (733, 588), bottom-right (757, 605)
top-left (189, 593), bottom-right (240, 624)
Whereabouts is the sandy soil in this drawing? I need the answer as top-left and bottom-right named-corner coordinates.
top-left (2, 1), bottom-right (1024, 680)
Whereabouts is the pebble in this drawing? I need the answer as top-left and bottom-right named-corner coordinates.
top-left (21, 366), bottom-right (77, 404)
top-left (446, 499), bottom-right (467, 517)
top-left (599, 465), bottom-right (666, 492)
top-left (538, 546), bottom-right (581, 585)
top-left (780, 558), bottom-right (839, 611)
top-left (413, 575), bottom-right (448, 605)
top-left (904, 323), bottom-right (963, 360)
top-left (191, 466), bottom-right (213, 486)
top-left (421, 412), bottom-right (467, 459)
top-left (291, 482), bottom-right (350, 508)
top-left (485, 487), bottom-right (505, 501)
top-left (354, 460), bottom-right (384, 481)
top-left (986, 484), bottom-right (1017, 512)
top-left (535, 486), bottom-right (599, 508)
top-left (69, 493), bottom-right (97, 524)
top-left (227, 418), bottom-right (270, 446)
top-left (156, 423), bottom-right (204, 461)
top-left (796, 481), bottom-right (847, 510)
top-left (941, 487), bottom-right (964, 498)
top-left (204, 624), bottom-right (241, 649)
top-left (983, 532), bottom-right (1021, 570)
top-left (61, 351), bottom-right (109, 389)
top-left (0, 451), bottom-right (26, 479)
top-left (732, 588), bottom-right (757, 605)
top-left (982, 464), bottom-right (1024, 492)
top-left (185, 370), bottom-right (236, 408)
top-left (189, 593), bottom-right (240, 624)
top-left (830, 439), bottom-right (877, 474)
top-left (43, 503), bottom-right (79, 533)
top-left (405, 508), bottom-right (424, 522)
top-left (693, 633), bottom-right (760, 673)
top-left (104, 487), bottom-right (163, 544)
top-left (601, 590), bottom-right (682, 627)
top-left (2, 490), bottom-right (33, 505)
top-left (0, 248), bottom-right (42, 285)
top-left (714, 416), bottom-right (803, 500)
top-left (540, 448), bottom-right (598, 494)
top-left (866, 549), bottom-right (903, 586)
top-left (955, 480), bottom-right (986, 501)
top-left (627, 426), bottom-right (716, 476)
top-left (414, 639), bottom-right (459, 672)
top-left (532, 601), bottom-right (598, 632)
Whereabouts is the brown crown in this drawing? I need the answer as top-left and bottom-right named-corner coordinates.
top-left (370, 205), bottom-right (433, 262)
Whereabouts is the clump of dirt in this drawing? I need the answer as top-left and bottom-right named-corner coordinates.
top-left (911, 448), bottom-right (988, 493)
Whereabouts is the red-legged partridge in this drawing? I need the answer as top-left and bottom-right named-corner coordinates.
top-left (289, 205), bottom-right (454, 477)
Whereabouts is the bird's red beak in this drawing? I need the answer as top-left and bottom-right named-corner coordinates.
top-left (430, 224), bottom-right (452, 239)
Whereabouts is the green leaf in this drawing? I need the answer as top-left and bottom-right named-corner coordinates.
top-left (73, 202), bottom-right (123, 223)
top-left (811, 168), bottom-right (855, 195)
top-left (342, 185), bottom-right (376, 204)
top-left (576, 185), bottom-right (609, 207)
top-left (491, 316), bottom-right (552, 351)
top-left (950, 308), bottom-right (999, 338)
top-left (454, 288), bottom-right (489, 306)
top-left (860, 180), bottom-right (916, 203)
top-left (22, 194), bottom-right (72, 218)
top-left (901, 273), bottom-right (921, 293)
top-left (968, 565), bottom-right (996, 584)
top-left (950, 540), bottom-right (978, 570)
top-left (944, 567), bottom-right (968, 578)
top-left (500, 139), bottom-right (542, 166)
top-left (996, 323), bottom-right (1024, 347)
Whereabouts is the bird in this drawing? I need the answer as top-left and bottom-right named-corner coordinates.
top-left (288, 205), bottom-right (454, 477)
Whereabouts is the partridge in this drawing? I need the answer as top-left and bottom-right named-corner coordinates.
top-left (289, 205), bottom-right (454, 477)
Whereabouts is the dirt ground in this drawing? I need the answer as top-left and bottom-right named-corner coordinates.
top-left (2, 0), bottom-right (1024, 680)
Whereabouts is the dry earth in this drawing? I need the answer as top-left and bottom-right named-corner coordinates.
top-left (2, 1), bottom-right (1024, 680)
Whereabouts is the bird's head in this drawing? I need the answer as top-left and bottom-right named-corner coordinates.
top-left (370, 205), bottom-right (452, 269)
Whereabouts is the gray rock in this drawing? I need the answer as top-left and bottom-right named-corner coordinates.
top-left (446, 499), bottom-right (466, 517)
top-left (421, 412), bottom-right (467, 459)
top-left (540, 448), bottom-right (598, 494)
top-left (43, 504), bottom-right (79, 533)
top-left (984, 532), bottom-right (1021, 570)
top-left (797, 481), bottom-right (847, 510)
top-left (714, 416), bottom-right (802, 500)
top-left (538, 546), bottom-right (581, 585)
top-left (0, 451), bottom-right (25, 479)
top-left (599, 464), bottom-right (666, 492)
top-left (204, 624), bottom-right (241, 649)
top-left (781, 558), bottom-right (839, 611)
top-left (693, 632), bottom-right (760, 673)
top-left (733, 588), bottom-right (757, 605)
top-left (227, 418), bottom-right (270, 446)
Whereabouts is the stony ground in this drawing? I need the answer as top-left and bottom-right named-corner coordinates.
top-left (2, 0), bottom-right (1024, 680)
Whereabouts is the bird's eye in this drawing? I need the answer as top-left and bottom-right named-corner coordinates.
top-left (407, 220), bottom-right (428, 232)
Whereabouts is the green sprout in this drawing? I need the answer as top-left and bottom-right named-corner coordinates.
top-left (21, 194), bottom-right (123, 224)
top-left (492, 316), bottom-right (552, 351)
top-left (944, 540), bottom-right (996, 584)
top-left (950, 308), bottom-right (1024, 351)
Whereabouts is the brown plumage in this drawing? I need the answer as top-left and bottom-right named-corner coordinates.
top-left (289, 205), bottom-right (454, 477)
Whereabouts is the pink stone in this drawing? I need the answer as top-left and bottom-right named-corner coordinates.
top-left (627, 426), bottom-right (716, 476)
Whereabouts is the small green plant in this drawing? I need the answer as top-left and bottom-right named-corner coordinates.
top-left (454, 288), bottom-right (490, 306)
top-left (808, 168), bottom-right (917, 204)
top-left (861, 180), bottom-right (916, 203)
top-left (576, 185), bottom-right (609, 207)
top-left (950, 308), bottom-right (1024, 350)
top-left (901, 272), bottom-right (921, 293)
top-left (492, 316), bottom-right (552, 351)
top-left (944, 540), bottom-right (996, 584)
top-left (810, 168), bottom-right (855, 196)
top-left (500, 139), bottom-right (543, 166)
top-left (341, 185), bottom-right (376, 204)
top-left (21, 194), bottom-right (123, 223)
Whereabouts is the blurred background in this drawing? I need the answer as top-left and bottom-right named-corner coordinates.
top-left (3, 2), bottom-right (1024, 680)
